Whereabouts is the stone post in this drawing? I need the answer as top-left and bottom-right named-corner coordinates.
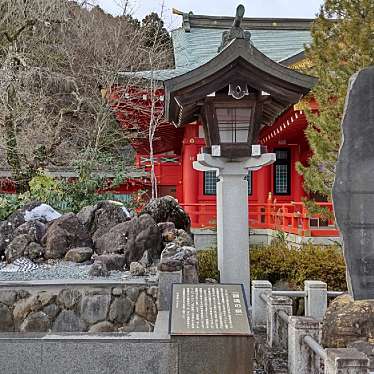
top-left (304, 280), bottom-right (327, 321)
top-left (325, 348), bottom-right (370, 374)
top-left (251, 280), bottom-right (272, 330)
top-left (288, 316), bottom-right (321, 374)
top-left (193, 153), bottom-right (275, 302)
top-left (266, 295), bottom-right (292, 348)
top-left (158, 270), bottom-right (183, 311)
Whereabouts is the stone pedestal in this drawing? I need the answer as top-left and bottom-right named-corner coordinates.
top-left (266, 295), bottom-right (292, 349)
top-left (304, 280), bottom-right (327, 321)
top-left (288, 316), bottom-right (321, 374)
top-left (193, 153), bottom-right (275, 301)
top-left (325, 348), bottom-right (370, 374)
top-left (251, 280), bottom-right (272, 329)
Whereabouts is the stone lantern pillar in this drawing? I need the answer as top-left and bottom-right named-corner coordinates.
top-left (194, 152), bottom-right (275, 300)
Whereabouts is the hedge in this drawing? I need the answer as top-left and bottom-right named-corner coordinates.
top-left (197, 242), bottom-right (347, 291)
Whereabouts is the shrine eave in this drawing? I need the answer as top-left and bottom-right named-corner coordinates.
top-left (163, 38), bottom-right (317, 128)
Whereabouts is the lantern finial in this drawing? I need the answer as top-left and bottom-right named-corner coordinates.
top-left (218, 4), bottom-right (251, 52)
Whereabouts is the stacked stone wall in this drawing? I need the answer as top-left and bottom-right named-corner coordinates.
top-left (0, 284), bottom-right (158, 333)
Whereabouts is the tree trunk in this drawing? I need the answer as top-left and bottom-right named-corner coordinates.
top-left (4, 87), bottom-right (29, 193)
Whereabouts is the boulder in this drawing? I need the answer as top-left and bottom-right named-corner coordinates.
top-left (126, 287), bottom-right (140, 302)
top-left (0, 201), bottom-right (41, 256)
top-left (95, 214), bottom-right (162, 265)
top-left (13, 295), bottom-right (41, 321)
top-left (77, 201), bottom-right (130, 245)
top-left (0, 290), bottom-right (17, 306)
top-left (146, 286), bottom-right (158, 299)
top-left (109, 296), bottom-right (134, 324)
top-left (162, 228), bottom-right (193, 247)
top-left (0, 221), bottom-right (13, 257)
top-left (112, 288), bottom-right (123, 296)
top-left (64, 247), bottom-right (93, 263)
top-left (52, 310), bottom-right (85, 332)
top-left (142, 196), bottom-right (191, 233)
top-left (322, 294), bottom-right (374, 348)
top-left (122, 314), bottom-right (153, 332)
top-left (5, 222), bottom-right (46, 260)
top-left (80, 293), bottom-right (111, 325)
top-left (37, 291), bottom-right (56, 307)
top-left (135, 291), bottom-right (157, 323)
top-left (88, 261), bottom-right (109, 277)
top-left (158, 258), bottom-right (183, 272)
top-left (20, 311), bottom-right (51, 332)
top-left (4, 234), bottom-right (30, 262)
top-left (42, 213), bottom-right (92, 259)
top-left (92, 254), bottom-right (126, 271)
top-left (0, 303), bottom-right (14, 331)
top-left (43, 304), bottom-right (60, 319)
top-left (159, 244), bottom-right (198, 279)
top-left (130, 262), bottom-right (145, 276)
top-left (6, 201), bottom-right (42, 227)
top-left (25, 242), bottom-right (44, 260)
top-left (13, 221), bottom-right (46, 243)
top-left (89, 321), bottom-right (116, 333)
top-left (173, 229), bottom-right (194, 247)
top-left (57, 289), bottom-right (81, 309)
top-left (138, 250), bottom-right (151, 268)
top-left (157, 222), bottom-right (176, 234)
top-left (160, 242), bottom-right (179, 259)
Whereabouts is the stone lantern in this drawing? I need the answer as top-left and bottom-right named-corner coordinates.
top-left (163, 4), bottom-right (317, 301)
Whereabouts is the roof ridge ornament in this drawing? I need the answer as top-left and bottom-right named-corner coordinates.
top-left (218, 4), bottom-right (251, 52)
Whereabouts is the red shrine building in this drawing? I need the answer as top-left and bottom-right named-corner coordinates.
top-left (0, 9), bottom-right (340, 246)
top-left (111, 10), bottom-right (340, 246)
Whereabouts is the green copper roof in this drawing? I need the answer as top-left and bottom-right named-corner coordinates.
top-left (125, 15), bottom-right (313, 82)
top-left (172, 27), bottom-right (311, 69)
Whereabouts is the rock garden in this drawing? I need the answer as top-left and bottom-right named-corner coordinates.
top-left (0, 196), bottom-right (199, 333)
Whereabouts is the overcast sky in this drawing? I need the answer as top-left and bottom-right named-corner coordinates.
top-left (95, 0), bottom-right (324, 29)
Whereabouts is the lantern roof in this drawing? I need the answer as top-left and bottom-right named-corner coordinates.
top-left (164, 36), bottom-right (317, 127)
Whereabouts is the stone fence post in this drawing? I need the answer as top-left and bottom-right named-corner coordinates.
top-left (325, 348), bottom-right (370, 374)
top-left (288, 316), bottom-right (321, 374)
top-left (251, 280), bottom-right (272, 330)
top-left (304, 280), bottom-right (327, 321)
top-left (266, 295), bottom-right (292, 348)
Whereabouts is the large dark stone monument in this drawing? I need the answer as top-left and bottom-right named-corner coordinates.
top-left (333, 66), bottom-right (374, 300)
top-left (170, 284), bottom-right (254, 374)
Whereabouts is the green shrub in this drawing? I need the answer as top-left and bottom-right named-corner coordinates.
top-left (0, 195), bottom-right (23, 220)
top-left (197, 248), bottom-right (219, 282)
top-left (197, 243), bottom-right (347, 291)
top-left (0, 149), bottom-right (138, 216)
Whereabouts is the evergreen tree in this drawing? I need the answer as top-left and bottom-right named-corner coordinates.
top-left (297, 0), bottom-right (374, 201)
top-left (142, 12), bottom-right (171, 50)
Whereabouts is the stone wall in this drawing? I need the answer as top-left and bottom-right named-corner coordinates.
top-left (0, 284), bottom-right (158, 333)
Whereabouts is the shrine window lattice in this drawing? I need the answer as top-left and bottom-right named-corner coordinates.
top-left (204, 171), bottom-right (252, 195)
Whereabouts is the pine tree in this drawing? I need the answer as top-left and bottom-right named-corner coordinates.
top-left (142, 12), bottom-right (171, 50)
top-left (297, 0), bottom-right (374, 201)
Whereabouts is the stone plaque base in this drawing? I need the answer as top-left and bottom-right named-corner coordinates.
top-left (173, 335), bottom-right (254, 374)
top-left (170, 284), bottom-right (254, 373)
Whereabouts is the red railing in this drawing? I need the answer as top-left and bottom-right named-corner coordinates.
top-left (135, 154), bottom-right (181, 167)
top-left (181, 199), bottom-right (339, 237)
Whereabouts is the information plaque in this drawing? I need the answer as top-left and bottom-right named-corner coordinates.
top-left (169, 284), bottom-right (251, 336)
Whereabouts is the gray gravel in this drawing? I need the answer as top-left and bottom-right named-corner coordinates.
top-left (0, 261), bottom-right (133, 281)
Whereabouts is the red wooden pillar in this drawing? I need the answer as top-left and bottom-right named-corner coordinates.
top-left (292, 145), bottom-right (304, 203)
top-left (181, 124), bottom-right (200, 226)
top-left (254, 166), bottom-right (270, 226)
